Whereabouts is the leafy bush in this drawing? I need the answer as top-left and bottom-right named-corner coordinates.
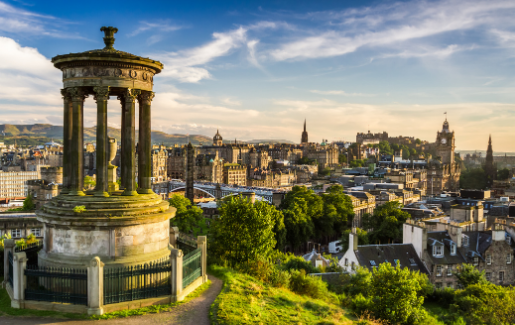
top-left (237, 257), bottom-right (290, 288)
top-left (281, 254), bottom-right (319, 273)
top-left (15, 238), bottom-right (25, 248)
top-left (430, 287), bottom-right (455, 308)
top-left (351, 293), bottom-right (372, 315)
top-left (289, 269), bottom-right (333, 300)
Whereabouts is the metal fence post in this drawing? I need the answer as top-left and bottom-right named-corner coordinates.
top-left (87, 256), bottom-right (104, 316)
top-left (3, 239), bottom-right (14, 288)
top-left (197, 236), bottom-right (207, 283)
top-left (170, 226), bottom-right (179, 247)
top-left (170, 248), bottom-right (183, 301)
top-left (12, 251), bottom-right (27, 308)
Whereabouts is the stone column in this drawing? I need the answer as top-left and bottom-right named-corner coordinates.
top-left (118, 95), bottom-right (126, 189)
top-left (60, 89), bottom-right (73, 194)
top-left (137, 91), bottom-right (155, 194)
top-left (68, 87), bottom-right (87, 196)
top-left (185, 143), bottom-right (194, 204)
top-left (170, 248), bottom-right (183, 302)
top-left (11, 251), bottom-right (27, 308)
top-left (93, 86), bottom-right (110, 197)
top-left (122, 88), bottom-right (140, 196)
top-left (3, 239), bottom-right (14, 287)
top-left (197, 236), bottom-right (208, 283)
top-left (87, 256), bottom-right (104, 316)
top-left (170, 226), bottom-right (179, 247)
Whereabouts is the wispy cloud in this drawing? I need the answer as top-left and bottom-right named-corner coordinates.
top-left (0, 1), bottom-right (80, 38)
top-left (129, 21), bottom-right (184, 37)
top-left (269, 0), bottom-right (515, 61)
top-left (310, 90), bottom-right (376, 97)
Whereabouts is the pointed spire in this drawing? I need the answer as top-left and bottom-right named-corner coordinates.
top-left (304, 119), bottom-right (306, 132)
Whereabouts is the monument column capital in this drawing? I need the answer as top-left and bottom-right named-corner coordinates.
top-left (67, 87), bottom-right (88, 102)
top-left (138, 91), bottom-right (155, 105)
top-left (93, 86), bottom-right (110, 102)
top-left (123, 88), bottom-right (140, 103)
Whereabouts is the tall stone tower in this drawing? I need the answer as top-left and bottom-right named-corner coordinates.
top-left (435, 118), bottom-right (455, 164)
top-left (185, 142), bottom-right (195, 203)
top-left (301, 119), bottom-right (308, 144)
top-left (485, 135), bottom-right (496, 187)
top-left (213, 129), bottom-right (223, 146)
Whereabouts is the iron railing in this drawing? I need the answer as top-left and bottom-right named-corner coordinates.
top-left (14, 240), bottom-right (41, 252)
top-left (177, 234), bottom-right (197, 255)
top-left (104, 259), bottom-right (171, 305)
top-left (183, 248), bottom-right (202, 289)
top-left (24, 266), bottom-right (87, 305)
top-left (7, 250), bottom-right (13, 288)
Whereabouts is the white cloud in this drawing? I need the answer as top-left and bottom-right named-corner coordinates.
top-left (128, 21), bottom-right (183, 37)
top-left (221, 97), bottom-right (241, 106)
top-left (269, 0), bottom-right (515, 61)
top-left (310, 90), bottom-right (376, 97)
top-left (153, 27), bottom-right (248, 82)
top-left (0, 1), bottom-right (80, 38)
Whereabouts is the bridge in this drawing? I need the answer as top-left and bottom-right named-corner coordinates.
top-left (167, 181), bottom-right (277, 204)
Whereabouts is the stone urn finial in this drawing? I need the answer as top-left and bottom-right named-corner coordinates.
top-left (108, 137), bottom-right (117, 166)
top-left (100, 26), bottom-right (118, 50)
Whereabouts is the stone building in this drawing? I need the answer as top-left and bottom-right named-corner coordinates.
top-left (385, 169), bottom-right (414, 189)
top-left (0, 170), bottom-right (39, 199)
top-left (27, 167), bottom-right (63, 209)
top-left (223, 164), bottom-right (247, 186)
top-left (0, 212), bottom-right (43, 241)
top-left (356, 130), bottom-right (389, 145)
top-left (167, 146), bottom-right (187, 179)
top-left (347, 194), bottom-right (376, 227)
top-left (151, 145), bottom-right (168, 182)
top-left (195, 152), bottom-right (223, 183)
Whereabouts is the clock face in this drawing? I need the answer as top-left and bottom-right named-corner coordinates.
top-left (441, 138), bottom-right (447, 144)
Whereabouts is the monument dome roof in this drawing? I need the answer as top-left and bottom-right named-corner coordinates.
top-left (51, 26), bottom-right (163, 73)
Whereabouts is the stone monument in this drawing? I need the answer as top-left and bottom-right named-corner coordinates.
top-left (36, 26), bottom-right (175, 268)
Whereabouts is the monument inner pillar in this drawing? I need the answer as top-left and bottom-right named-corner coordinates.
top-left (138, 91), bottom-right (154, 194)
top-left (68, 87), bottom-right (87, 196)
top-left (122, 88), bottom-right (140, 196)
top-left (93, 86), bottom-right (110, 197)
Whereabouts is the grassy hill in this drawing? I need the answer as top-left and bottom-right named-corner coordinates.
top-left (209, 265), bottom-right (355, 325)
top-left (0, 124), bottom-right (211, 147)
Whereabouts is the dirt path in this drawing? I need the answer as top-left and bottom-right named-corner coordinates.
top-left (0, 275), bottom-right (223, 325)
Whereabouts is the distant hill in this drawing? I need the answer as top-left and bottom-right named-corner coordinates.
top-left (0, 124), bottom-right (211, 146)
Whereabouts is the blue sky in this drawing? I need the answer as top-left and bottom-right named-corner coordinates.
top-left (0, 0), bottom-right (514, 150)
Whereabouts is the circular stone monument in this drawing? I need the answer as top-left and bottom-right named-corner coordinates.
top-left (36, 27), bottom-right (175, 268)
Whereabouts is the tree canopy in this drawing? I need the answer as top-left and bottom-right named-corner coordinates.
top-left (497, 167), bottom-right (511, 181)
top-left (460, 168), bottom-right (487, 189)
top-left (362, 201), bottom-right (410, 244)
top-left (168, 194), bottom-right (207, 236)
top-left (210, 196), bottom-right (281, 265)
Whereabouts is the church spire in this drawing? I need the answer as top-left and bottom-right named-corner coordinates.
top-left (301, 119), bottom-right (308, 144)
top-left (304, 119), bottom-right (306, 132)
top-left (485, 135), bottom-right (495, 187)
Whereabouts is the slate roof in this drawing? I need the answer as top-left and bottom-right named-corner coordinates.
top-left (426, 231), bottom-right (466, 265)
top-left (354, 243), bottom-right (429, 274)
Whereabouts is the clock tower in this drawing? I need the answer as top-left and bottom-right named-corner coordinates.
top-left (435, 118), bottom-right (455, 164)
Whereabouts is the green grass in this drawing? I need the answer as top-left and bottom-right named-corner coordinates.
top-left (209, 265), bottom-right (355, 325)
top-left (92, 280), bottom-right (212, 320)
top-left (0, 277), bottom-right (87, 319)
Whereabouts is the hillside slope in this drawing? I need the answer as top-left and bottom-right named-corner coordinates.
top-left (0, 124), bottom-right (211, 146)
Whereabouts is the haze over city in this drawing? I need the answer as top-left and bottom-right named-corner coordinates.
top-left (1, 0), bottom-right (515, 150)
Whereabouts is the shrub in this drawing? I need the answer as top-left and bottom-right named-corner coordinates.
top-left (289, 269), bottom-right (333, 300)
top-left (15, 238), bottom-right (25, 248)
top-left (281, 254), bottom-right (319, 273)
top-left (342, 267), bottom-right (372, 297)
top-left (430, 287), bottom-right (455, 308)
top-left (236, 257), bottom-right (290, 288)
top-left (351, 293), bottom-right (372, 315)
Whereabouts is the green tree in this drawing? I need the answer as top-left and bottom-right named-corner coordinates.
top-left (22, 194), bottom-right (35, 211)
top-left (297, 157), bottom-right (311, 165)
top-left (366, 263), bottom-right (430, 324)
top-left (454, 282), bottom-right (515, 325)
top-left (84, 175), bottom-right (96, 189)
top-left (362, 201), bottom-right (410, 244)
top-left (454, 263), bottom-right (488, 288)
top-left (319, 185), bottom-right (354, 239)
top-left (341, 228), bottom-right (369, 252)
top-left (338, 153), bottom-right (347, 164)
top-left (409, 148), bottom-right (417, 157)
top-left (415, 138), bottom-right (421, 145)
top-left (349, 159), bottom-right (365, 167)
top-left (210, 196), bottom-right (279, 265)
top-left (282, 198), bottom-right (315, 250)
top-left (169, 194), bottom-right (207, 236)
top-left (378, 141), bottom-right (393, 155)
top-left (497, 168), bottom-right (511, 180)
top-left (280, 186), bottom-right (322, 246)
top-left (318, 166), bottom-right (331, 176)
top-left (460, 168), bottom-right (487, 189)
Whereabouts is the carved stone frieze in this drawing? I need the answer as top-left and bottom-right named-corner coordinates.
top-left (63, 66), bottom-right (154, 83)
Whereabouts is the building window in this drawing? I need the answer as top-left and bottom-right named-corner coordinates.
top-left (436, 265), bottom-right (443, 277)
top-left (450, 243), bottom-right (456, 255)
top-left (434, 245), bottom-right (443, 257)
top-left (31, 228), bottom-right (41, 237)
top-left (474, 257), bottom-right (479, 266)
top-left (486, 254), bottom-right (492, 265)
top-left (499, 272), bottom-right (505, 283)
top-left (447, 266), bottom-right (453, 276)
top-left (507, 254), bottom-right (512, 265)
top-left (447, 282), bottom-right (453, 288)
top-left (463, 235), bottom-right (469, 247)
top-left (11, 229), bottom-right (22, 238)
top-left (486, 272), bottom-right (491, 282)
top-left (345, 258), bottom-right (348, 266)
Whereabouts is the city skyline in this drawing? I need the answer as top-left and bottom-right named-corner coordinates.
top-left (0, 0), bottom-right (514, 150)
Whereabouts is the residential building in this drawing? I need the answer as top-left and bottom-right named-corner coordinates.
top-left (0, 170), bottom-right (39, 199)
